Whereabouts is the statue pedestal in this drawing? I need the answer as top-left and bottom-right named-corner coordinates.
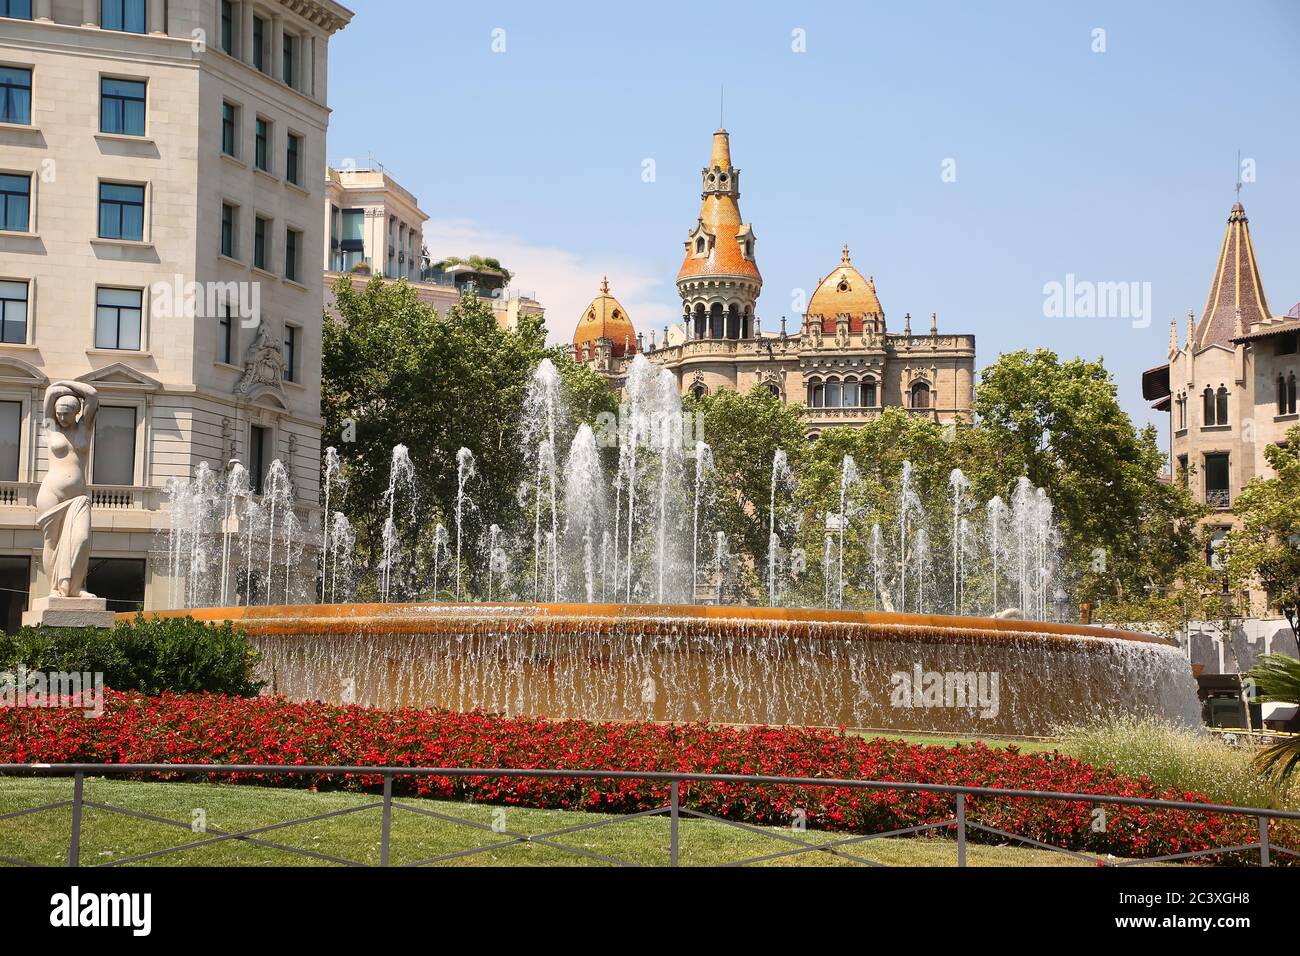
top-left (23, 596), bottom-right (115, 629)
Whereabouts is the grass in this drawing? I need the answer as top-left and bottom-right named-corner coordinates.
top-left (1055, 716), bottom-right (1296, 811)
top-left (0, 777), bottom-right (1104, 868)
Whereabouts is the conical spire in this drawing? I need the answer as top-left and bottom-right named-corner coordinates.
top-left (1194, 202), bottom-right (1273, 349)
top-left (710, 128), bottom-right (732, 169)
top-left (677, 127), bottom-right (761, 284)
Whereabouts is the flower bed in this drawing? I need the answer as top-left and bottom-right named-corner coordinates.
top-left (0, 691), bottom-right (1290, 864)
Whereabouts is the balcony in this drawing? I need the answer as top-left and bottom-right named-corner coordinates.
top-left (1206, 489), bottom-right (1231, 510)
top-left (0, 483), bottom-right (161, 511)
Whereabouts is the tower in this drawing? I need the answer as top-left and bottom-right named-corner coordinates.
top-left (676, 129), bottom-right (762, 340)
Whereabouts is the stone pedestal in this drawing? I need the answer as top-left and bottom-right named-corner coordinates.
top-left (22, 596), bottom-right (115, 629)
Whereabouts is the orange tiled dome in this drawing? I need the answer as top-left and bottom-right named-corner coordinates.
top-left (807, 246), bottom-right (882, 332)
top-left (676, 130), bottom-right (762, 284)
top-left (573, 277), bottom-right (637, 357)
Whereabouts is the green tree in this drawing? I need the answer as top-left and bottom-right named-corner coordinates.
top-left (975, 349), bottom-right (1204, 604)
top-left (1227, 424), bottom-right (1300, 627)
top-left (684, 385), bottom-right (807, 596)
top-left (323, 276), bottom-right (556, 597)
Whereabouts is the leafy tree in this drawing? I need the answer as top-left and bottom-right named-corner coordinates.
top-left (1226, 425), bottom-right (1300, 629)
top-left (975, 349), bottom-right (1204, 604)
top-left (683, 385), bottom-right (807, 594)
top-left (1246, 653), bottom-right (1300, 781)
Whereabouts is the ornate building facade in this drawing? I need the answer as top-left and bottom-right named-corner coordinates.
top-left (573, 128), bottom-right (976, 434)
top-left (1142, 200), bottom-right (1300, 574)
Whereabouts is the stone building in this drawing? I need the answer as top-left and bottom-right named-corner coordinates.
top-left (0, 0), bottom-right (351, 624)
top-left (1142, 200), bottom-right (1300, 585)
top-left (322, 163), bottom-right (544, 331)
top-left (572, 129), bottom-right (976, 434)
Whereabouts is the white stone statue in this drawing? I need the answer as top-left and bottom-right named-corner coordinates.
top-left (37, 380), bottom-right (99, 599)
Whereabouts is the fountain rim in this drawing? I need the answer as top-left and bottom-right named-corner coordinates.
top-left (128, 601), bottom-right (1175, 647)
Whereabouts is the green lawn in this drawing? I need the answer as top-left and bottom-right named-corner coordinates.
top-left (0, 777), bottom-right (1103, 867)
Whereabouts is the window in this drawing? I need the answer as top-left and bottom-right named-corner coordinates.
top-left (0, 66), bottom-right (31, 124)
top-left (282, 324), bottom-right (298, 382)
top-left (1206, 527), bottom-right (1229, 569)
top-left (825, 380), bottom-right (841, 408)
top-left (220, 202), bottom-right (237, 258)
top-left (285, 133), bottom-right (302, 186)
top-left (218, 305), bottom-right (234, 364)
top-left (221, 101), bottom-right (238, 157)
top-left (94, 287), bottom-right (142, 350)
top-left (86, 558), bottom-right (145, 613)
top-left (98, 182), bottom-right (144, 241)
top-left (862, 380), bottom-right (877, 408)
top-left (0, 400), bottom-right (18, 481)
top-left (0, 554), bottom-right (29, 632)
top-left (0, 173), bottom-right (30, 232)
top-left (92, 405), bottom-right (136, 485)
top-left (0, 400), bottom-right (19, 481)
top-left (252, 16), bottom-right (267, 72)
top-left (1202, 385), bottom-right (1228, 426)
top-left (340, 208), bottom-right (363, 269)
top-left (0, 0), bottom-right (33, 19)
top-left (0, 279), bottom-right (28, 343)
top-left (1280, 372), bottom-right (1298, 416)
top-left (695, 237), bottom-right (704, 254)
top-left (253, 215), bottom-right (268, 270)
top-left (911, 381), bottom-right (931, 409)
top-left (249, 424), bottom-right (270, 495)
top-left (284, 227), bottom-right (301, 281)
top-left (100, 77), bottom-right (146, 136)
top-left (101, 0), bottom-right (145, 33)
top-left (254, 117), bottom-right (269, 172)
top-left (1176, 454), bottom-right (1189, 488)
top-left (1204, 453), bottom-right (1230, 509)
top-left (1216, 385), bottom-right (1228, 425)
top-left (842, 381), bottom-right (860, 408)
top-left (220, 0), bottom-right (234, 55)
top-left (807, 381), bottom-right (824, 408)
top-left (282, 32), bottom-right (296, 87)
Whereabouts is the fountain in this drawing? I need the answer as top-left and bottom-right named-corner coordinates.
top-left (151, 355), bottom-right (1199, 737)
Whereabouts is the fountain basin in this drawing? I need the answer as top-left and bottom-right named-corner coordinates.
top-left (142, 603), bottom-right (1202, 737)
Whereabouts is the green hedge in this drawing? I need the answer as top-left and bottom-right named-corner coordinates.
top-left (0, 614), bottom-right (263, 697)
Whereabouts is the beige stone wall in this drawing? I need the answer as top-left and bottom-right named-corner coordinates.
top-left (0, 0), bottom-right (349, 612)
top-left (642, 327), bottom-right (975, 434)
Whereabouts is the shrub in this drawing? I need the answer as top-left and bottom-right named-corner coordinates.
top-left (0, 615), bottom-right (262, 697)
top-left (1055, 715), bottom-right (1294, 810)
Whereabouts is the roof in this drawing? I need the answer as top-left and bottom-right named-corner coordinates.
top-left (1194, 202), bottom-right (1273, 349)
top-left (573, 277), bottom-right (637, 357)
top-left (676, 130), bottom-right (762, 284)
top-left (1141, 363), bottom-right (1171, 402)
top-left (1232, 317), bottom-right (1300, 344)
top-left (806, 246), bottom-right (882, 333)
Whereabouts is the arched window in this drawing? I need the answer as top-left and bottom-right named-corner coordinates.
top-left (764, 382), bottom-right (780, 398)
top-left (910, 381), bottom-right (931, 409)
top-left (742, 307), bottom-right (752, 339)
top-left (842, 379), bottom-right (860, 408)
top-left (807, 380), bottom-right (824, 408)
top-left (862, 379), bottom-right (877, 408)
top-left (691, 384), bottom-right (707, 401)
top-left (1286, 372), bottom-right (1298, 415)
top-left (1216, 385), bottom-right (1228, 425)
top-left (1203, 386), bottom-right (1215, 425)
top-left (692, 305), bottom-right (706, 340)
top-left (1280, 375), bottom-right (1288, 415)
top-left (725, 303), bottom-right (740, 339)
top-left (825, 379), bottom-right (842, 408)
top-left (695, 236), bottom-right (705, 254)
top-left (709, 303), bottom-right (724, 339)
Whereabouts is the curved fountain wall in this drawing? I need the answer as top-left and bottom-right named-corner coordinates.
top-left (156, 603), bottom-right (1203, 737)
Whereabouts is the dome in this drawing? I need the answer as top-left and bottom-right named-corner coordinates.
top-left (574, 277), bottom-right (637, 357)
top-left (806, 246), bottom-right (882, 333)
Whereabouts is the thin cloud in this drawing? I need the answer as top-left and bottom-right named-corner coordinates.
top-left (420, 219), bottom-right (678, 347)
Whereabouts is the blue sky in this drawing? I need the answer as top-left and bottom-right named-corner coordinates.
top-left (325, 0), bottom-right (1300, 441)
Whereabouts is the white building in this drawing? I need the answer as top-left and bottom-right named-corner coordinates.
top-left (0, 0), bottom-right (351, 624)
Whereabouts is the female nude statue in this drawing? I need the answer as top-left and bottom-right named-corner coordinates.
top-left (37, 380), bottom-right (99, 599)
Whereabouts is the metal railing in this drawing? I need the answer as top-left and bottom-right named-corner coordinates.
top-left (1, 763), bottom-right (1297, 868)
